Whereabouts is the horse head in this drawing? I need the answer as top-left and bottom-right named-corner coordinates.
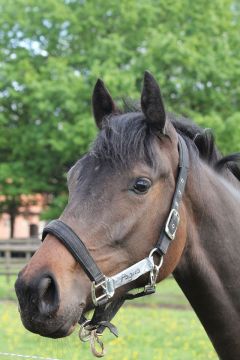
top-left (15, 72), bottom-right (187, 340)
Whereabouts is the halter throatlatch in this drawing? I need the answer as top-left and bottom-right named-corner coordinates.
top-left (42, 135), bottom-right (189, 357)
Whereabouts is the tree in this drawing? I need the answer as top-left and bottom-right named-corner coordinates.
top-left (0, 0), bottom-right (239, 234)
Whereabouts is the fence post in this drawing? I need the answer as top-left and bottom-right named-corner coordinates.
top-left (0, 238), bottom-right (40, 282)
top-left (5, 248), bottom-right (10, 284)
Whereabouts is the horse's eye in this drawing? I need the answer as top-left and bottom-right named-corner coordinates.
top-left (132, 178), bottom-right (152, 195)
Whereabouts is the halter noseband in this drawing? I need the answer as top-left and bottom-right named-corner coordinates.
top-left (42, 135), bottom-right (189, 355)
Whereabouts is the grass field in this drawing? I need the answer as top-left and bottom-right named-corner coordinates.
top-left (0, 275), bottom-right (217, 360)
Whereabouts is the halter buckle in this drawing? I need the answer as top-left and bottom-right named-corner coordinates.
top-left (91, 277), bottom-right (115, 306)
top-left (165, 209), bottom-right (180, 240)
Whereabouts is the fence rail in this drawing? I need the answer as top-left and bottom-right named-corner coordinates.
top-left (0, 238), bottom-right (40, 281)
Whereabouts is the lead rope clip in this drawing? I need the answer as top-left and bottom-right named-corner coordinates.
top-left (79, 322), bottom-right (105, 357)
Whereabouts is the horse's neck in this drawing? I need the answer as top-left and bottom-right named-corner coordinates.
top-left (174, 159), bottom-right (240, 360)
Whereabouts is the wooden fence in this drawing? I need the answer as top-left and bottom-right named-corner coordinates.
top-left (0, 238), bottom-right (40, 281)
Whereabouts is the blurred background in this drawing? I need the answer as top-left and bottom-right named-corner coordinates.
top-left (0, 0), bottom-right (239, 359)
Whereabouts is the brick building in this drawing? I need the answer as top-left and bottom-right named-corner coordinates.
top-left (0, 194), bottom-right (47, 240)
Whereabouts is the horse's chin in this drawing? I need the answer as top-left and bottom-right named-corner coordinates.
top-left (19, 307), bottom-right (82, 339)
top-left (43, 321), bottom-right (78, 338)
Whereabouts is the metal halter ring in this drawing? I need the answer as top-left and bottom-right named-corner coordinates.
top-left (144, 248), bottom-right (163, 295)
top-left (79, 320), bottom-right (92, 342)
top-left (149, 248), bottom-right (164, 271)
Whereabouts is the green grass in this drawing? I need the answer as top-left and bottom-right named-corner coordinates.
top-left (0, 276), bottom-right (16, 301)
top-left (0, 301), bottom-right (216, 360)
top-left (0, 275), bottom-right (217, 360)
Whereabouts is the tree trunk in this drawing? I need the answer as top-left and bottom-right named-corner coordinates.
top-left (8, 198), bottom-right (19, 239)
top-left (9, 211), bottom-right (16, 238)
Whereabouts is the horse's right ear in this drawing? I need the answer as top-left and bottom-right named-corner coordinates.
top-left (92, 79), bottom-right (117, 129)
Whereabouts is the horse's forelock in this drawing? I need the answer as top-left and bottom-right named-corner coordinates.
top-left (90, 112), bottom-right (159, 169)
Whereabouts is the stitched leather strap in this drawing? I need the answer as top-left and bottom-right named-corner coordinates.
top-left (156, 135), bottom-right (189, 255)
top-left (42, 220), bottom-right (105, 284)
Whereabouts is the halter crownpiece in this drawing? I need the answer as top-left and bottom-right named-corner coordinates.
top-left (42, 134), bottom-right (189, 357)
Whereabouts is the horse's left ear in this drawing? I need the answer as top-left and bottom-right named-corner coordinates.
top-left (141, 71), bottom-right (166, 133)
top-left (92, 79), bottom-right (118, 129)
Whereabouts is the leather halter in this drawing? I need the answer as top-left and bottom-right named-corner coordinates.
top-left (42, 134), bottom-right (189, 349)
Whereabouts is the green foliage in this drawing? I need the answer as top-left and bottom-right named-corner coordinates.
top-left (40, 193), bottom-right (68, 220)
top-left (0, 0), bottom-right (239, 220)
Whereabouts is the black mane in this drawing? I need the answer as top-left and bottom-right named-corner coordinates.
top-left (169, 113), bottom-right (240, 181)
top-left (90, 103), bottom-right (240, 181)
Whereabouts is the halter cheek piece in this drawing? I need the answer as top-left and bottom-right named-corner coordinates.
top-left (42, 135), bottom-right (189, 356)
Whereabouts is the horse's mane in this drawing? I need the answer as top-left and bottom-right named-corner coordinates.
top-left (168, 113), bottom-right (240, 181)
top-left (91, 100), bottom-right (240, 182)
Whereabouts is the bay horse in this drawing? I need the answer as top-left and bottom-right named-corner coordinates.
top-left (15, 72), bottom-right (240, 359)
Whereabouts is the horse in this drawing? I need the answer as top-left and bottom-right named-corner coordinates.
top-left (15, 72), bottom-right (240, 359)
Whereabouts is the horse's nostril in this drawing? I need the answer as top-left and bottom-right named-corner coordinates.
top-left (38, 276), bottom-right (59, 317)
top-left (38, 277), bottom-right (51, 298)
